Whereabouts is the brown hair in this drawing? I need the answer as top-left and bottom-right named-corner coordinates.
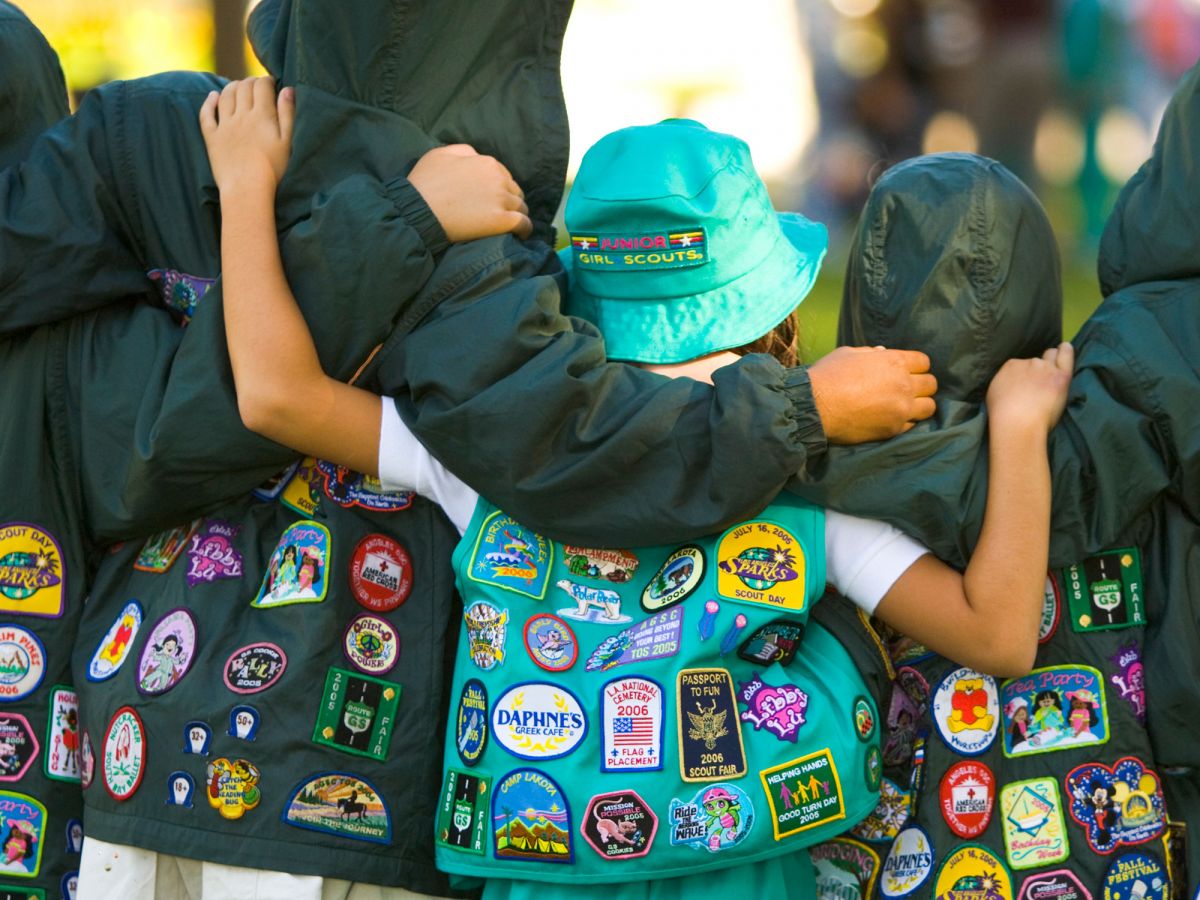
top-left (732, 309), bottom-right (801, 368)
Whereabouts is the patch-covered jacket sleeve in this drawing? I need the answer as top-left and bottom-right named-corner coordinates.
top-left (371, 236), bottom-right (823, 547)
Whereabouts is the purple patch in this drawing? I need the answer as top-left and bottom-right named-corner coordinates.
top-left (186, 520), bottom-right (244, 587)
top-left (737, 673), bottom-right (808, 742)
top-left (136, 609), bottom-right (198, 696)
top-left (584, 608), bottom-right (683, 672)
top-left (1108, 641), bottom-right (1146, 725)
top-left (147, 268), bottom-right (216, 322)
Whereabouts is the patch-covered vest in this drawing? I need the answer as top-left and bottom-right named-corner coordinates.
top-left (435, 493), bottom-right (882, 884)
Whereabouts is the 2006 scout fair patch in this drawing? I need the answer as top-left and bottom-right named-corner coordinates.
top-left (933, 844), bottom-right (1014, 900)
top-left (584, 608), bottom-right (682, 672)
top-left (940, 760), bottom-right (995, 839)
top-left (761, 749), bottom-right (846, 839)
top-left (1062, 548), bottom-right (1145, 632)
top-left (668, 782), bottom-right (754, 852)
top-left (184, 519), bottom-right (243, 586)
top-left (492, 683), bottom-right (586, 761)
top-left (455, 679), bottom-right (488, 767)
top-left (879, 825), bottom-right (934, 898)
top-left (315, 461), bottom-right (413, 512)
top-left (1065, 756), bottom-right (1165, 854)
top-left (0, 626), bottom-right (44, 704)
top-left (737, 673), bottom-right (809, 743)
top-left (312, 667), bottom-right (399, 762)
top-left (580, 790), bottom-right (657, 860)
top-left (251, 520), bottom-right (331, 608)
top-left (206, 758), bottom-right (261, 819)
top-left (44, 686), bottom-right (80, 782)
top-left (87, 602), bottom-right (141, 682)
top-left (133, 521), bottom-right (199, 573)
top-left (677, 668), bottom-right (746, 782)
top-left (640, 546), bottom-right (704, 613)
top-left (999, 777), bottom-right (1069, 870)
top-left (348, 534), bottom-right (412, 612)
top-left (1001, 665), bottom-right (1108, 758)
top-left (467, 513), bottom-right (552, 600)
top-left (523, 613), bottom-right (577, 672)
top-left (811, 837), bottom-right (881, 900)
top-left (493, 768), bottom-right (572, 864)
top-left (932, 666), bottom-right (999, 756)
top-left (223, 643), bottom-right (287, 694)
top-left (0, 792), bottom-right (46, 878)
top-left (570, 229), bottom-right (709, 270)
top-left (1102, 852), bottom-right (1168, 900)
top-left (102, 707), bottom-right (146, 801)
top-left (342, 614), bottom-right (399, 675)
top-left (0, 523), bottom-right (65, 618)
top-left (464, 601), bottom-right (508, 671)
top-left (738, 617), bottom-right (805, 667)
top-left (436, 769), bottom-right (488, 854)
top-left (601, 676), bottom-right (663, 772)
top-left (716, 520), bottom-right (808, 612)
top-left (1019, 870), bottom-right (1092, 900)
top-left (0, 714), bottom-right (38, 782)
top-left (563, 546), bottom-right (639, 583)
top-left (136, 608), bottom-right (198, 696)
top-left (283, 772), bottom-right (391, 844)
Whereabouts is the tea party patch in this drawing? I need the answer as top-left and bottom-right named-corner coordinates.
top-left (492, 683), bottom-right (586, 760)
top-left (1065, 756), bottom-right (1165, 854)
top-left (668, 782), bottom-right (754, 852)
top-left (133, 521), bottom-right (198, 573)
top-left (455, 679), bottom-right (488, 767)
top-left (137, 608), bottom-right (197, 696)
top-left (348, 534), bottom-right (412, 613)
top-left (493, 768), bottom-right (572, 864)
top-left (312, 667), bottom-right (400, 762)
top-left (999, 777), bottom-right (1069, 870)
top-left (879, 825), bottom-right (934, 898)
top-left (44, 686), bottom-right (80, 783)
top-left (584, 608), bottom-right (682, 672)
top-left (342, 614), bottom-right (399, 675)
top-left (1062, 548), bottom-right (1145, 632)
top-left (251, 521), bottom-right (330, 607)
top-left (677, 668), bottom-right (746, 782)
top-left (184, 519), bottom-right (243, 586)
top-left (716, 520), bottom-right (808, 612)
top-left (523, 614), bottom-right (577, 672)
top-left (640, 546), bottom-right (704, 613)
top-left (206, 758), bottom-right (261, 820)
top-left (223, 643), bottom-right (287, 694)
top-left (760, 749), bottom-right (846, 839)
top-left (464, 601), bottom-right (508, 671)
top-left (283, 772), bottom-right (391, 844)
top-left (0, 523), bottom-right (65, 618)
top-left (467, 513), bottom-right (552, 600)
top-left (87, 602), bottom-right (141, 682)
top-left (1001, 666), bottom-right (1108, 758)
top-left (931, 666), bottom-right (999, 756)
top-left (932, 844), bottom-right (1014, 900)
top-left (436, 769), bottom-right (488, 855)
top-left (940, 760), bottom-right (994, 839)
top-left (580, 790), bottom-right (657, 859)
top-left (601, 676), bottom-right (663, 772)
top-left (102, 707), bottom-right (146, 801)
top-left (1102, 852), bottom-right (1168, 900)
top-left (811, 837), bottom-right (881, 900)
top-left (0, 791), bottom-right (46, 877)
top-left (0, 714), bottom-right (37, 782)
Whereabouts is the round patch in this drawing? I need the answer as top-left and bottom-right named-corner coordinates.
top-left (102, 706), bottom-right (147, 801)
top-left (865, 745), bottom-right (882, 791)
top-left (223, 642), bottom-right (287, 694)
top-left (342, 614), bottom-right (399, 675)
top-left (0, 624), bottom-right (45, 702)
top-left (1039, 573), bottom-right (1061, 643)
top-left (940, 760), bottom-right (995, 838)
top-left (79, 731), bottom-right (94, 789)
top-left (854, 696), bottom-right (876, 742)
top-left (931, 666), bottom-right (999, 756)
top-left (880, 825), bottom-right (934, 898)
top-left (136, 608), bottom-right (198, 696)
top-left (349, 534), bottom-right (413, 613)
top-left (523, 613), bottom-right (577, 672)
top-left (851, 778), bottom-right (911, 844)
top-left (87, 601), bottom-right (142, 681)
top-left (456, 678), bottom-right (489, 767)
top-left (933, 844), bottom-right (1014, 900)
top-left (493, 682), bottom-right (587, 760)
top-left (640, 545), bottom-right (704, 612)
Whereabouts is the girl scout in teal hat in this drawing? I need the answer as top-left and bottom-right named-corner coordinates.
top-left (201, 88), bottom-right (1071, 898)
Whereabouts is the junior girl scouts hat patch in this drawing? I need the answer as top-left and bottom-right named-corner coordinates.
top-left (559, 119), bottom-right (828, 364)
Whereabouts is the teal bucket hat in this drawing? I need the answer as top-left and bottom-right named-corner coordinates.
top-left (559, 119), bottom-right (828, 364)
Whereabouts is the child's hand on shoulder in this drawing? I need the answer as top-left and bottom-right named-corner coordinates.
top-left (986, 341), bottom-right (1074, 435)
top-left (199, 76), bottom-right (294, 196)
top-left (410, 144), bottom-right (532, 242)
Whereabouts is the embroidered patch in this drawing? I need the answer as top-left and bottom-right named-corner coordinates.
top-left (737, 673), bottom-right (808, 742)
top-left (940, 760), bottom-right (995, 839)
top-left (79, 731), bottom-right (93, 789)
top-left (1163, 819), bottom-right (1187, 893)
top-left (251, 461), bottom-right (298, 502)
top-left (1000, 665), bottom-right (1109, 757)
top-left (436, 769), bottom-right (488, 854)
top-left (1102, 852), bottom-right (1168, 900)
top-left (87, 602), bottom-right (141, 682)
top-left (0, 792), bottom-right (46, 878)
top-left (884, 667), bottom-right (929, 768)
top-left (342, 614), bottom-right (399, 675)
top-left (62, 873), bottom-right (77, 900)
top-left (43, 686), bottom-right (79, 783)
top-left (570, 229), bottom-right (708, 270)
top-left (556, 579), bottom-right (631, 625)
top-left (581, 791), bottom-right (657, 860)
top-left (640, 546), bottom-right (704, 613)
top-left (562, 546), bottom-right (639, 583)
top-left (811, 837), bottom-right (882, 900)
top-left (183, 721), bottom-right (211, 756)
top-left (279, 459), bottom-right (323, 517)
top-left (931, 666), bottom-right (999, 756)
top-left (228, 706), bottom-right (261, 741)
top-left (677, 668), bottom-right (746, 782)
top-left (0, 883), bottom-right (45, 898)
top-left (206, 758), bottom-right (261, 820)
top-left (349, 534), bottom-right (412, 613)
top-left (455, 679), bottom-right (488, 767)
top-left (523, 614), bottom-right (577, 672)
top-left (1000, 777), bottom-right (1069, 870)
top-left (464, 601), bottom-right (508, 671)
top-left (866, 745), bottom-right (882, 792)
top-left (668, 782), bottom-right (754, 852)
top-left (1109, 641), bottom-right (1146, 725)
top-left (102, 707), bottom-right (146, 801)
top-left (134, 521), bottom-right (199, 573)
top-left (761, 748), bottom-right (846, 839)
top-left (467, 513), bottom-right (552, 600)
top-left (493, 768), bottom-right (572, 863)
top-left (738, 617), bottom-right (805, 666)
top-left (65, 818), bottom-right (83, 853)
top-left (166, 771), bottom-right (194, 808)
top-left (147, 267), bottom-right (215, 320)
top-left (1065, 756), bottom-right (1166, 853)
top-left (252, 521), bottom-right (330, 607)
top-left (0, 523), bottom-right (65, 618)
top-left (602, 676), bottom-right (663, 772)
top-left (312, 667), bottom-right (400, 762)
top-left (1040, 573), bottom-right (1061, 643)
top-left (0, 715), bottom-right (37, 782)
top-left (137, 608), bottom-right (197, 696)
top-left (879, 825), bottom-right (935, 898)
top-left (185, 520), bottom-right (243, 586)
top-left (854, 696), bottom-right (876, 742)
top-left (1019, 870), bottom-right (1093, 900)
top-left (851, 777), bottom-right (910, 844)
top-left (283, 772), bottom-right (391, 844)
top-left (316, 461), bottom-right (413, 512)
top-left (492, 683), bottom-right (586, 760)
top-left (1063, 548), bottom-right (1145, 632)
top-left (584, 608), bottom-right (682, 672)
top-left (933, 844), bottom-right (1014, 900)
top-left (716, 520), bottom-right (808, 612)
top-left (223, 642), bottom-right (287, 694)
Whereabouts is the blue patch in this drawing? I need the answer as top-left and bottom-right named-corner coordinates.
top-left (315, 461), bottom-right (414, 512)
top-left (668, 782), bottom-right (754, 852)
top-left (467, 513), bottom-right (552, 600)
top-left (147, 268), bottom-right (215, 322)
top-left (86, 601), bottom-right (143, 682)
top-left (1065, 756), bottom-right (1165, 854)
top-left (1102, 851), bottom-right (1167, 900)
top-left (183, 721), bottom-right (211, 755)
top-left (166, 771), bottom-right (195, 808)
top-left (282, 772), bottom-right (392, 845)
top-left (493, 768), bottom-right (573, 863)
top-left (456, 679), bottom-right (489, 767)
top-left (228, 706), bottom-right (260, 742)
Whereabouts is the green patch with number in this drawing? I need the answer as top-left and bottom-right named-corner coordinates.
top-left (1062, 548), bottom-right (1145, 632)
top-left (312, 667), bottom-right (401, 761)
top-left (436, 769), bottom-right (489, 855)
top-left (760, 748), bottom-right (846, 839)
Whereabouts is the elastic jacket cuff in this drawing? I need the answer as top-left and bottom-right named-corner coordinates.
top-left (784, 364), bottom-right (828, 460)
top-left (385, 177), bottom-right (450, 257)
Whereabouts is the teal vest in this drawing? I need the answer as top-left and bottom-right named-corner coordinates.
top-left (436, 494), bottom-right (882, 883)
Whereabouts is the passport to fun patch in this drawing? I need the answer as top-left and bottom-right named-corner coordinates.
top-left (570, 229), bottom-right (708, 270)
top-left (677, 669), bottom-right (746, 782)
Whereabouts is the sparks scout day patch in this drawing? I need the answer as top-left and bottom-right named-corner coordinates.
top-left (492, 768), bottom-right (572, 864)
top-left (570, 228), bottom-right (709, 270)
top-left (283, 772), bottom-right (391, 844)
top-left (716, 520), bottom-right (808, 612)
top-left (1062, 548), bottom-right (1145, 632)
top-left (312, 667), bottom-right (400, 762)
top-left (1000, 665), bottom-right (1109, 757)
top-left (999, 777), bottom-right (1069, 870)
top-left (668, 782), bottom-right (754, 852)
top-left (761, 749), bottom-right (846, 839)
top-left (436, 769), bottom-right (488, 855)
top-left (933, 844), bottom-right (1015, 900)
top-left (677, 668), bottom-right (746, 782)
top-left (467, 513), bottom-right (552, 600)
top-left (601, 676), bottom-right (663, 772)
top-left (0, 523), bottom-right (65, 618)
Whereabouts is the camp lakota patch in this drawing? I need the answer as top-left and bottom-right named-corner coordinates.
top-left (436, 769), bottom-right (488, 855)
top-left (316, 460), bottom-right (413, 512)
top-left (562, 546), bottom-right (639, 583)
top-left (279, 458), bottom-right (323, 517)
top-left (44, 686), bottom-right (80, 783)
top-left (737, 672), bottom-right (808, 743)
top-left (223, 643), bottom-right (287, 694)
top-left (184, 519), bottom-right (243, 587)
top-left (933, 844), bottom-right (1015, 900)
top-left (0, 715), bottom-right (37, 783)
top-left (312, 667), bottom-right (400, 762)
top-left (555, 579), bottom-right (631, 625)
top-left (811, 837), bottom-right (881, 900)
top-left (640, 545), bottom-right (704, 613)
top-left (0, 523), bottom-right (65, 618)
top-left (1019, 870), bottom-right (1093, 900)
top-left (1102, 852), bottom-right (1168, 900)
top-left (879, 826), bottom-right (934, 898)
top-left (668, 782), bottom-right (754, 852)
top-left (348, 534), bottom-right (412, 613)
top-left (1065, 756), bottom-right (1166, 854)
top-left (467, 512), bottom-right (552, 600)
top-left (850, 778), bottom-right (910, 843)
top-left (206, 757), bottom-right (261, 819)
top-left (283, 772), bottom-right (391, 844)
top-left (0, 627), bottom-right (44, 703)
top-left (523, 613), bottom-right (577, 672)
top-left (761, 748), bottom-right (846, 839)
top-left (1000, 777), bottom-right (1069, 870)
top-left (464, 601), bottom-right (508, 671)
top-left (342, 614), bottom-right (399, 675)
top-left (1108, 640), bottom-right (1146, 725)
top-left (133, 520), bottom-right (199, 574)
top-left (455, 679), bottom-right (488, 767)
top-left (492, 682), bottom-right (587, 760)
top-left (86, 601), bottom-right (141, 682)
top-left (939, 760), bottom-right (994, 839)
top-left (1040, 573), bottom-right (1061, 643)
top-left (716, 520), bottom-right (808, 613)
top-left (183, 721), bottom-right (211, 756)
top-left (581, 790), bottom-right (657, 860)
top-left (1062, 548), bottom-right (1145, 632)
top-left (738, 617), bottom-right (805, 666)
top-left (677, 668), bottom-right (746, 782)
top-left (493, 768), bottom-right (572, 864)
top-left (252, 520), bottom-right (331, 607)
top-left (136, 608), bottom-right (197, 696)
top-left (1000, 665), bottom-right (1108, 758)
top-left (570, 228), bottom-right (709, 271)
top-left (101, 707), bottom-right (146, 801)
top-left (166, 771), bottom-right (195, 808)
top-left (0, 792), bottom-right (46, 878)
top-left (601, 676), bottom-right (663, 771)
top-left (932, 666), bottom-right (999, 756)
top-left (584, 608), bottom-right (682, 672)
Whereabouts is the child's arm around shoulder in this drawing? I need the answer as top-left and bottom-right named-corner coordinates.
top-left (874, 342), bottom-right (1075, 677)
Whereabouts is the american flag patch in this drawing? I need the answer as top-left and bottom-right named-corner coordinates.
top-left (602, 676), bottom-right (663, 772)
top-left (612, 716), bottom-right (655, 745)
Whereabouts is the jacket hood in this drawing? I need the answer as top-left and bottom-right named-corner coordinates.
top-left (248, 0), bottom-right (572, 233)
top-left (0, 1), bottom-right (68, 170)
top-left (839, 153), bottom-right (1062, 403)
